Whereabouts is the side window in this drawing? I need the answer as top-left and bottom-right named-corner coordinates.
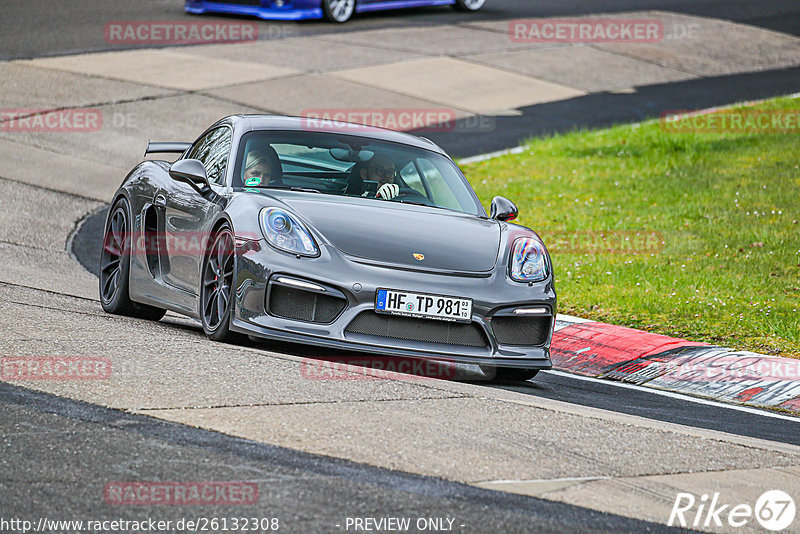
top-left (187, 127), bottom-right (232, 185)
top-left (417, 158), bottom-right (462, 210)
top-left (399, 161), bottom-right (426, 196)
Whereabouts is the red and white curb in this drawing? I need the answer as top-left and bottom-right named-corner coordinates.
top-left (552, 315), bottom-right (800, 415)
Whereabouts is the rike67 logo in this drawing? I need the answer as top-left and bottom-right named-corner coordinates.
top-left (669, 490), bottom-right (796, 531)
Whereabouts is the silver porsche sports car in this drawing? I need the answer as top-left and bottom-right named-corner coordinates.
top-left (99, 115), bottom-right (556, 381)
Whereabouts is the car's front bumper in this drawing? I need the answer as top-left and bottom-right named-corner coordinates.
top-left (231, 241), bottom-right (556, 370)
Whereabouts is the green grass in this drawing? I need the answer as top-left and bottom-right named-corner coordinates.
top-left (462, 96), bottom-right (800, 358)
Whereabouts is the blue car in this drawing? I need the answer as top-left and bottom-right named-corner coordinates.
top-left (185, 0), bottom-right (485, 23)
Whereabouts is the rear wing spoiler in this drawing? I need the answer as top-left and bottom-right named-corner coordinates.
top-left (144, 141), bottom-right (191, 157)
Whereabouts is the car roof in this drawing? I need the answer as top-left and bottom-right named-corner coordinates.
top-left (222, 114), bottom-right (448, 155)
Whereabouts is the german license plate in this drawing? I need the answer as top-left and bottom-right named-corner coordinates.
top-left (375, 288), bottom-right (472, 323)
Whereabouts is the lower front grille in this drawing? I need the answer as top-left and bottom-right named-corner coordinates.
top-left (268, 285), bottom-right (346, 324)
top-left (491, 316), bottom-right (551, 346)
top-left (345, 312), bottom-right (488, 348)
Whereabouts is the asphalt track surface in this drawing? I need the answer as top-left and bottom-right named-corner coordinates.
top-left (2, 0), bottom-right (799, 60)
top-left (0, 382), bottom-right (681, 533)
top-left (427, 66), bottom-right (800, 157)
top-left (525, 372), bottom-right (800, 446)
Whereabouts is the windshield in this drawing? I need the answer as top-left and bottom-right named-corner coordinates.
top-left (233, 131), bottom-right (483, 216)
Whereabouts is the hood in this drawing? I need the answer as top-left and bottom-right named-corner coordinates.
top-left (281, 196), bottom-right (500, 273)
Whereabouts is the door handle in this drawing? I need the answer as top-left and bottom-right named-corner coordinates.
top-left (154, 193), bottom-right (167, 207)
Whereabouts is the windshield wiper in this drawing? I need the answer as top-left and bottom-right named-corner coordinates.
top-left (396, 199), bottom-right (446, 210)
top-left (290, 187), bottom-right (322, 194)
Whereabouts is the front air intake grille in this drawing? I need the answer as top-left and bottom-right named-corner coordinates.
top-left (345, 312), bottom-right (488, 348)
top-left (491, 316), bottom-right (550, 346)
top-left (268, 285), bottom-right (346, 324)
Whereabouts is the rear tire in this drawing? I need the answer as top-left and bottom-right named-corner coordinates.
top-left (322, 0), bottom-right (355, 22)
top-left (481, 366), bottom-right (539, 382)
top-left (99, 198), bottom-right (166, 321)
top-left (453, 0), bottom-right (485, 11)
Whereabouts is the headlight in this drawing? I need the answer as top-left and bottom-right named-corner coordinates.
top-left (259, 207), bottom-right (319, 257)
top-left (509, 237), bottom-right (549, 282)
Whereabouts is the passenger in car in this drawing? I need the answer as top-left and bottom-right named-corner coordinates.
top-left (242, 146), bottom-right (283, 187)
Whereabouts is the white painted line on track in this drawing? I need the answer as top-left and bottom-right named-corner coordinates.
top-left (545, 369), bottom-right (800, 423)
top-left (555, 313), bottom-right (593, 324)
top-left (458, 145), bottom-right (526, 164)
top-left (477, 475), bottom-right (610, 485)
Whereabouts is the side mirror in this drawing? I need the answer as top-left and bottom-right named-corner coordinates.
top-left (490, 196), bottom-right (518, 222)
top-left (169, 159), bottom-right (210, 193)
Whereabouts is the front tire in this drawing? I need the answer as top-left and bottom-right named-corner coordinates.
top-left (99, 198), bottom-right (166, 321)
top-left (200, 225), bottom-right (240, 342)
top-left (453, 0), bottom-right (485, 11)
top-left (322, 0), bottom-right (355, 22)
top-left (481, 366), bottom-right (539, 382)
